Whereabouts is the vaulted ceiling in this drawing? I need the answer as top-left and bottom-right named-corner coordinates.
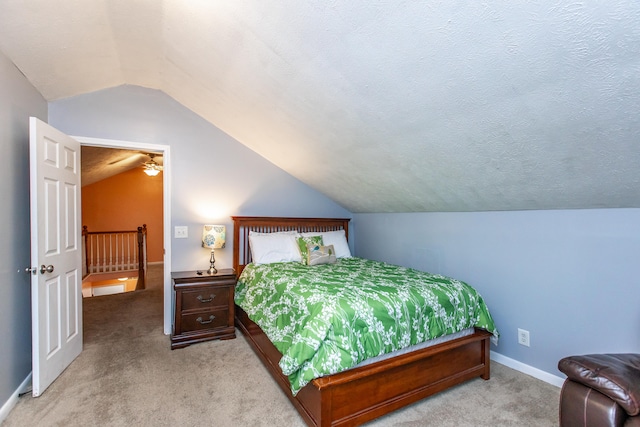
top-left (1, 1), bottom-right (639, 212)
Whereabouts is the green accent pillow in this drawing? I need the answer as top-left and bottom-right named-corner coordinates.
top-left (296, 235), bottom-right (323, 265)
top-left (308, 244), bottom-right (337, 266)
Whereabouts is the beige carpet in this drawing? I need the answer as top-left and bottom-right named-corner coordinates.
top-left (3, 264), bottom-right (560, 426)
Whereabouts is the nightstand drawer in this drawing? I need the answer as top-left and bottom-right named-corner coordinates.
top-left (181, 287), bottom-right (229, 310)
top-left (181, 308), bottom-right (230, 332)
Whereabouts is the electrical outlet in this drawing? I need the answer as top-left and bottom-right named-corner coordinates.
top-left (518, 328), bottom-right (530, 347)
top-left (174, 226), bottom-right (188, 239)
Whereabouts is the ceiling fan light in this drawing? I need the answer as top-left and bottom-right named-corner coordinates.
top-left (144, 167), bottom-right (161, 177)
top-left (143, 153), bottom-right (162, 176)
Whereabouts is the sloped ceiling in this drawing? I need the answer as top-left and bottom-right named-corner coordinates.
top-left (80, 147), bottom-right (163, 186)
top-left (1, 1), bottom-right (639, 212)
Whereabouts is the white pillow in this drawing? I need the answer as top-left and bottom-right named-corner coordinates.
top-left (249, 230), bottom-right (298, 236)
top-left (301, 229), bottom-right (352, 258)
top-left (249, 231), bottom-right (302, 265)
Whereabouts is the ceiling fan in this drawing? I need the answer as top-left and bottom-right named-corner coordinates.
top-left (143, 153), bottom-right (163, 176)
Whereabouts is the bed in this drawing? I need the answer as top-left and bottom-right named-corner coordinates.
top-left (232, 216), bottom-right (497, 427)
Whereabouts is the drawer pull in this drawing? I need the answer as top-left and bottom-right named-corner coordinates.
top-left (196, 315), bottom-right (215, 324)
top-left (197, 294), bottom-right (216, 303)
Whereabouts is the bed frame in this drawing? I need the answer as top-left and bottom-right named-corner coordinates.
top-left (232, 216), bottom-right (492, 427)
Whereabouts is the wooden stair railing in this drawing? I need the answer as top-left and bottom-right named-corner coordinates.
top-left (82, 224), bottom-right (147, 290)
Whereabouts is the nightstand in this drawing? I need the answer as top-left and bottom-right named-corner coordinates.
top-left (171, 268), bottom-right (236, 349)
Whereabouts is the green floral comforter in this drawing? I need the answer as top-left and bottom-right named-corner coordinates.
top-left (235, 257), bottom-right (499, 395)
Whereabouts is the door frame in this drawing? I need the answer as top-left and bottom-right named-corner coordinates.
top-left (75, 136), bottom-right (173, 335)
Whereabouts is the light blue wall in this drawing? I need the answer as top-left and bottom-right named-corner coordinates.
top-left (0, 51), bottom-right (48, 411)
top-left (354, 209), bottom-right (640, 377)
top-left (49, 85), bottom-right (352, 271)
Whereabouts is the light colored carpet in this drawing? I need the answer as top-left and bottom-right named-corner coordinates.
top-left (3, 264), bottom-right (560, 426)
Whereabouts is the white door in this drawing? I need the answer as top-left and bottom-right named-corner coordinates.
top-left (29, 117), bottom-right (82, 397)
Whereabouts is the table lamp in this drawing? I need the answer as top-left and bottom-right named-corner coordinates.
top-left (202, 225), bottom-right (226, 274)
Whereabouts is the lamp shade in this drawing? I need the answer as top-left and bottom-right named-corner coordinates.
top-left (202, 225), bottom-right (226, 249)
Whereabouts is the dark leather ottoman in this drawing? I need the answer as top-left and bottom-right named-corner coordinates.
top-left (558, 354), bottom-right (640, 427)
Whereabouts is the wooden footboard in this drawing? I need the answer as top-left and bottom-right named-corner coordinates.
top-left (236, 305), bottom-right (491, 427)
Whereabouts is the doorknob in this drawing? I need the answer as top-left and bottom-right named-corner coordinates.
top-left (40, 264), bottom-right (55, 274)
top-left (23, 267), bottom-right (38, 275)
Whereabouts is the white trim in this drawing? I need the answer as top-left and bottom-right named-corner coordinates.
top-left (491, 351), bottom-right (565, 388)
top-left (74, 136), bottom-right (173, 335)
top-left (77, 136), bottom-right (167, 153)
top-left (0, 373), bottom-right (31, 423)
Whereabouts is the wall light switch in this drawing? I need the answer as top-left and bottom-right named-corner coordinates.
top-left (174, 226), bottom-right (188, 239)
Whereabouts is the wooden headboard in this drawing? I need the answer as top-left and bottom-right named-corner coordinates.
top-left (231, 216), bottom-right (351, 276)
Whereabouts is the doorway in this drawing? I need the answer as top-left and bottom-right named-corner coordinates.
top-left (80, 147), bottom-right (161, 297)
top-left (76, 136), bottom-right (172, 335)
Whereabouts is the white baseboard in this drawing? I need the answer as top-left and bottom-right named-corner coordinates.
top-left (491, 351), bottom-right (565, 388)
top-left (0, 372), bottom-right (32, 424)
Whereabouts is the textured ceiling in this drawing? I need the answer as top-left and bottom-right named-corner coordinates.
top-left (80, 147), bottom-right (163, 186)
top-left (1, 1), bottom-right (639, 212)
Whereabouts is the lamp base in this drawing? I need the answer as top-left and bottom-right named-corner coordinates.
top-left (208, 249), bottom-right (217, 275)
